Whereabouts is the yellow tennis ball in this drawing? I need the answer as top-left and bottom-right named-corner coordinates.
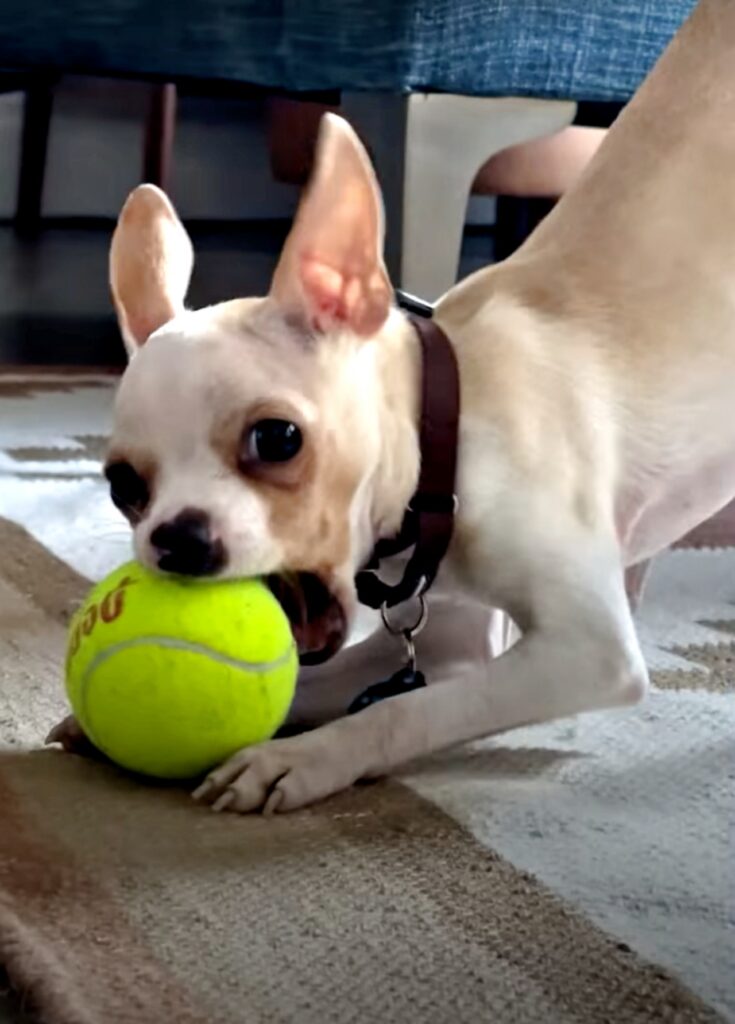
top-left (65, 561), bottom-right (298, 780)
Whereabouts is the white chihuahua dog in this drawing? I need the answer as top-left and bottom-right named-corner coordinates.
top-left (51, 0), bottom-right (735, 813)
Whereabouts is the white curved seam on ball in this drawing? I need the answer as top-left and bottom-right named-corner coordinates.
top-left (79, 635), bottom-right (297, 698)
top-left (74, 635), bottom-right (296, 765)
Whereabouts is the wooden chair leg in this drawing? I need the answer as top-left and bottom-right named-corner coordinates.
top-left (143, 83), bottom-right (177, 190)
top-left (494, 196), bottom-right (556, 261)
top-left (15, 77), bottom-right (57, 237)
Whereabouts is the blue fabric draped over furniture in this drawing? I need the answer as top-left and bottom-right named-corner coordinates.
top-left (0, 0), bottom-right (695, 101)
top-left (0, 0), bottom-right (697, 292)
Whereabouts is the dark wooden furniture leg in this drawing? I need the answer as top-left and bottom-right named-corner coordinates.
top-left (15, 76), bottom-right (57, 237)
top-left (143, 82), bottom-right (177, 190)
top-left (494, 196), bottom-right (556, 261)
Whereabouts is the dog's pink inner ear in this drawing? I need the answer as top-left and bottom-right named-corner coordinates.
top-left (299, 253), bottom-right (392, 336)
top-left (271, 114), bottom-right (392, 339)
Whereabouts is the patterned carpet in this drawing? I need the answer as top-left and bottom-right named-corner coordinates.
top-left (0, 372), bottom-right (733, 1022)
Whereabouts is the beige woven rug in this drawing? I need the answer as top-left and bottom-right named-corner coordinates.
top-left (0, 515), bottom-right (726, 1024)
top-left (0, 373), bottom-right (733, 1023)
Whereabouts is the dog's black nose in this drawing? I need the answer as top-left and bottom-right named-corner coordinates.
top-left (150, 509), bottom-right (226, 576)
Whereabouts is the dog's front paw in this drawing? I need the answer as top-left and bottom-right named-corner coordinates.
top-left (45, 714), bottom-right (100, 758)
top-left (192, 727), bottom-right (362, 815)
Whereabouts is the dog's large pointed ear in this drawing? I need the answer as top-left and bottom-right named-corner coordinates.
top-left (270, 113), bottom-right (392, 338)
top-left (109, 185), bottom-right (193, 358)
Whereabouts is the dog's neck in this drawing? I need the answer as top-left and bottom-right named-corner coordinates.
top-left (366, 309), bottom-right (423, 545)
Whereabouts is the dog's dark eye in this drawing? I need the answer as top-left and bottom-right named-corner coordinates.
top-left (105, 461), bottom-right (150, 517)
top-left (248, 420), bottom-right (303, 464)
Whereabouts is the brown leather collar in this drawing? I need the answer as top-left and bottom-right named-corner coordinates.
top-left (355, 306), bottom-right (460, 610)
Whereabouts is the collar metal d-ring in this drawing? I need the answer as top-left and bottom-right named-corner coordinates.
top-left (380, 593), bottom-right (428, 639)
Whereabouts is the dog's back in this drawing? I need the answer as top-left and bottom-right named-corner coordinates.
top-left (438, 0), bottom-right (735, 563)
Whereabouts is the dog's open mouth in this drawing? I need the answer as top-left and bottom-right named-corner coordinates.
top-left (267, 573), bottom-right (348, 665)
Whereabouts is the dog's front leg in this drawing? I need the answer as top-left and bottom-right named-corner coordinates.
top-left (194, 550), bottom-right (648, 814)
top-left (286, 594), bottom-right (503, 731)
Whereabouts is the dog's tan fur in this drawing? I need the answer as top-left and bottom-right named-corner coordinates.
top-left (49, 0), bottom-right (735, 813)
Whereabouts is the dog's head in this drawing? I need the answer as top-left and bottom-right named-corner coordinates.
top-left (106, 114), bottom-right (418, 663)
